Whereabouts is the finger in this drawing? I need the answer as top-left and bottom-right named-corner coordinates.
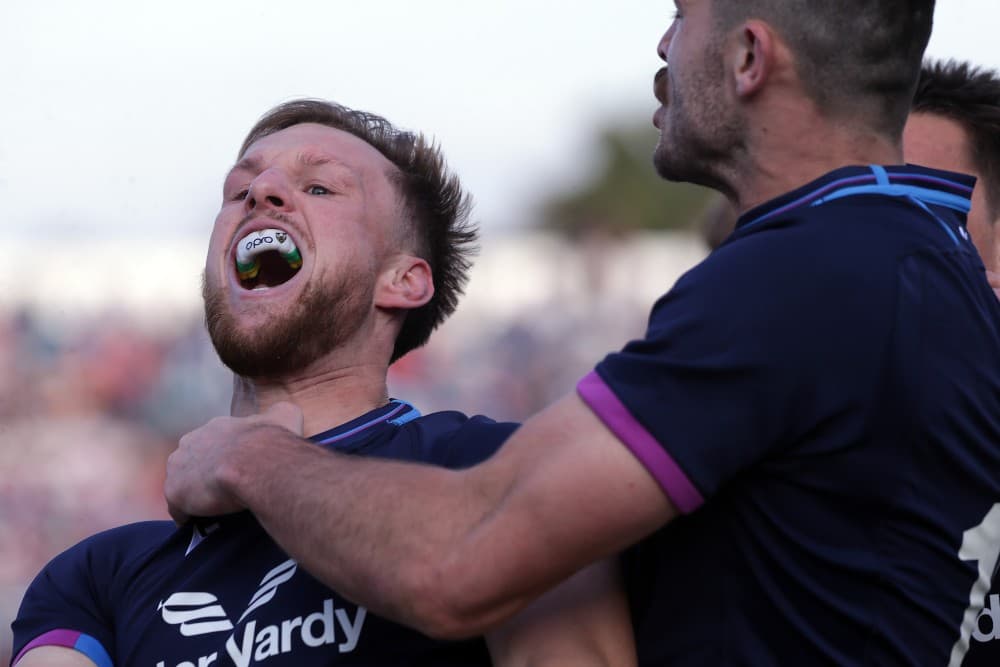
top-left (260, 401), bottom-right (305, 435)
top-left (168, 501), bottom-right (191, 527)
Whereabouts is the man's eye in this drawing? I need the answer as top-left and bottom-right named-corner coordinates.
top-left (307, 185), bottom-right (330, 195)
top-left (230, 189), bottom-right (249, 202)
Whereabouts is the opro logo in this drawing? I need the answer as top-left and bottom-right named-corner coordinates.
top-left (245, 236), bottom-right (275, 251)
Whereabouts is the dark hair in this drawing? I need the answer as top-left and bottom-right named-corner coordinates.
top-left (913, 59), bottom-right (1000, 221)
top-left (239, 99), bottom-right (477, 362)
top-left (712, 0), bottom-right (935, 137)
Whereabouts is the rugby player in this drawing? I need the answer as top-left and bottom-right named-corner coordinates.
top-left (166, 1), bottom-right (1000, 664)
top-left (903, 58), bottom-right (1000, 665)
top-left (905, 59), bottom-right (1000, 301)
top-left (12, 100), bottom-right (634, 666)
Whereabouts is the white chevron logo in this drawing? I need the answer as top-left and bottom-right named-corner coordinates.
top-left (159, 559), bottom-right (299, 636)
top-left (239, 559), bottom-right (298, 622)
top-left (158, 592), bottom-right (234, 636)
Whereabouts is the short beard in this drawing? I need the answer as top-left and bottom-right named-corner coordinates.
top-left (652, 50), bottom-right (743, 192)
top-left (202, 271), bottom-right (372, 379)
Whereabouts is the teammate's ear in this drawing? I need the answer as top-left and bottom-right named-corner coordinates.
top-left (731, 20), bottom-right (774, 98)
top-left (375, 255), bottom-right (434, 310)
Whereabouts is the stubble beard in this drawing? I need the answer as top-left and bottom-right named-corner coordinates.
top-left (202, 270), bottom-right (373, 380)
top-left (653, 51), bottom-right (743, 193)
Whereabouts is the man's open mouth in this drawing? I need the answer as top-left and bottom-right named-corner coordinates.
top-left (234, 228), bottom-right (303, 290)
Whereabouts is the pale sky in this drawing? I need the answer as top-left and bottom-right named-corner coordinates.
top-left (1, 1), bottom-right (998, 243)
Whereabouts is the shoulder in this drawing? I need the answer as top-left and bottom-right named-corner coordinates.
top-left (15, 521), bottom-right (180, 640)
top-left (41, 520), bottom-right (179, 581)
top-left (400, 411), bottom-right (520, 469)
top-left (647, 205), bottom-right (905, 343)
top-left (73, 520), bottom-right (178, 551)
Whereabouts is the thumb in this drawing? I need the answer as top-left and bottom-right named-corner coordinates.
top-left (168, 502), bottom-right (191, 527)
top-left (258, 401), bottom-right (305, 436)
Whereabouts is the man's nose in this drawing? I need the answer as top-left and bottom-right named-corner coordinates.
top-left (657, 22), bottom-right (677, 62)
top-left (245, 170), bottom-right (292, 213)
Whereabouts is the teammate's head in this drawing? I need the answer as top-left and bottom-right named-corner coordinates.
top-left (905, 60), bottom-right (1000, 272)
top-left (653, 0), bottom-right (935, 189)
top-left (203, 100), bottom-right (476, 377)
top-left (711, 0), bottom-right (934, 137)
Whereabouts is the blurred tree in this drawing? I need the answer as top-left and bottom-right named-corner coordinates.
top-left (540, 118), bottom-right (717, 237)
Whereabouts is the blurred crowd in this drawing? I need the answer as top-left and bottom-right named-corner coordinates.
top-left (0, 310), bottom-right (233, 661)
top-left (0, 230), bottom-right (710, 661)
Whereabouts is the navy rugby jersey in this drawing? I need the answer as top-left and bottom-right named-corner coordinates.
top-left (578, 165), bottom-right (1000, 665)
top-left (12, 401), bottom-right (517, 667)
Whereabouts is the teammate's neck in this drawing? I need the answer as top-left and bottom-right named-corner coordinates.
top-left (729, 110), bottom-right (903, 214)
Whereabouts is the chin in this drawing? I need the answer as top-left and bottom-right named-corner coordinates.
top-left (652, 148), bottom-right (683, 183)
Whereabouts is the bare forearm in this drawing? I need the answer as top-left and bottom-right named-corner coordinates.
top-left (219, 426), bottom-right (528, 636)
top-left (15, 647), bottom-right (96, 666)
top-left (177, 394), bottom-right (675, 637)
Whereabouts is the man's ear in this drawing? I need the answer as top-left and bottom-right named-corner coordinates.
top-left (730, 19), bottom-right (776, 98)
top-left (375, 255), bottom-right (434, 310)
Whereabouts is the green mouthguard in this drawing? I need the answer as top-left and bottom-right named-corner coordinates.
top-left (237, 259), bottom-right (260, 280)
top-left (282, 248), bottom-right (302, 269)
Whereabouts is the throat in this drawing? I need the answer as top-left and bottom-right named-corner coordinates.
top-left (245, 368), bottom-right (393, 438)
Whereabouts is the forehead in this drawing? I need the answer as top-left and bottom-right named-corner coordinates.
top-left (237, 122), bottom-right (397, 181)
top-left (903, 112), bottom-right (977, 177)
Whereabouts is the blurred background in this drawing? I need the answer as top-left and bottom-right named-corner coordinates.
top-left (2, 1), bottom-right (998, 659)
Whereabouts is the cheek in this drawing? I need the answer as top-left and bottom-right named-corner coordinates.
top-left (204, 217), bottom-right (231, 276)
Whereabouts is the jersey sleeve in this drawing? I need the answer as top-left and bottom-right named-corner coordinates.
top-left (578, 230), bottom-right (890, 513)
top-left (11, 536), bottom-right (118, 667)
top-left (440, 416), bottom-right (518, 468)
top-left (404, 413), bottom-right (518, 470)
top-left (11, 522), bottom-right (174, 667)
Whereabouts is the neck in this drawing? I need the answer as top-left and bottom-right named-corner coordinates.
top-left (229, 311), bottom-right (406, 435)
top-left (232, 344), bottom-right (393, 437)
top-left (256, 368), bottom-right (390, 437)
top-left (725, 101), bottom-right (903, 214)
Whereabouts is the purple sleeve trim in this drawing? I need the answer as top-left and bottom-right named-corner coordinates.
top-left (13, 629), bottom-right (81, 664)
top-left (13, 629), bottom-right (113, 667)
top-left (577, 370), bottom-right (704, 514)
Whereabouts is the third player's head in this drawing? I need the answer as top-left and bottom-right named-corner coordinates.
top-left (202, 100), bottom-right (476, 379)
top-left (904, 60), bottom-right (1000, 274)
top-left (653, 0), bottom-right (935, 193)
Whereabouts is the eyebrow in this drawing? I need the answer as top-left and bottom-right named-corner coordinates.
top-left (297, 152), bottom-right (361, 188)
top-left (230, 153), bottom-right (261, 175)
top-left (297, 152), bottom-right (350, 170)
top-left (229, 151), bottom-right (356, 179)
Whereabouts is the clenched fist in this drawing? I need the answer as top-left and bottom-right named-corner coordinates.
top-left (165, 402), bottom-right (304, 524)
